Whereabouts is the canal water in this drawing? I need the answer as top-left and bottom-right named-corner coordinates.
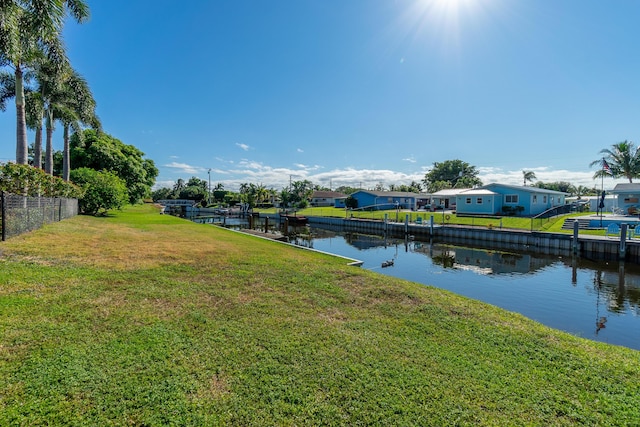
top-left (289, 225), bottom-right (640, 351)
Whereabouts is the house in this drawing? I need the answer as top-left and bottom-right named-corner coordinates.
top-left (431, 189), bottom-right (470, 210)
top-left (610, 183), bottom-right (640, 215)
top-left (455, 184), bottom-right (567, 217)
top-left (310, 191), bottom-right (347, 207)
top-left (348, 190), bottom-right (419, 210)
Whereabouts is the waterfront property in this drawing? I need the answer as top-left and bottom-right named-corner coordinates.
top-left (610, 183), bottom-right (640, 215)
top-left (455, 183), bottom-right (567, 217)
top-left (431, 188), bottom-right (468, 210)
top-left (310, 191), bottom-right (347, 207)
top-left (347, 190), bottom-right (420, 210)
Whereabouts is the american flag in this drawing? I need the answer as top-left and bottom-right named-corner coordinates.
top-left (602, 159), bottom-right (613, 175)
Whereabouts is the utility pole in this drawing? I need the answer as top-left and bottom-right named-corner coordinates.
top-left (207, 168), bottom-right (211, 205)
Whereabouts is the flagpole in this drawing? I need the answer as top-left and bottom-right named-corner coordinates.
top-left (601, 157), bottom-right (605, 225)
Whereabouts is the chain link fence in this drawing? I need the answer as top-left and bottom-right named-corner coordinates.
top-left (1, 192), bottom-right (78, 241)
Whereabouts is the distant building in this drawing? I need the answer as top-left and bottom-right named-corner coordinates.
top-left (348, 190), bottom-right (419, 210)
top-left (431, 189), bottom-right (470, 210)
top-left (610, 183), bottom-right (640, 215)
top-left (310, 191), bottom-right (347, 207)
top-left (455, 184), bottom-right (567, 217)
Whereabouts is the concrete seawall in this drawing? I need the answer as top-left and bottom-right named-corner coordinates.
top-left (304, 216), bottom-right (640, 263)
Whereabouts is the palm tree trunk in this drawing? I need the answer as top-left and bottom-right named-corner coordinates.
top-left (15, 66), bottom-right (28, 164)
top-left (45, 116), bottom-right (54, 174)
top-left (33, 125), bottom-right (42, 168)
top-left (62, 124), bottom-right (70, 181)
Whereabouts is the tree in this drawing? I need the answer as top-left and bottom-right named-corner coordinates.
top-left (151, 187), bottom-right (173, 201)
top-left (374, 182), bottom-right (386, 191)
top-left (590, 141), bottom-right (640, 183)
top-left (533, 181), bottom-right (576, 194)
top-left (70, 167), bottom-right (128, 216)
top-left (24, 59), bottom-right (99, 178)
top-left (0, 0), bottom-right (90, 164)
top-left (55, 66), bottom-right (100, 181)
top-left (345, 195), bottom-right (358, 209)
top-left (289, 180), bottom-right (314, 208)
top-left (423, 159), bottom-right (482, 193)
top-left (522, 170), bottom-right (537, 186)
top-left (179, 177), bottom-right (207, 201)
top-left (334, 185), bottom-right (359, 195)
top-left (70, 129), bottom-right (158, 203)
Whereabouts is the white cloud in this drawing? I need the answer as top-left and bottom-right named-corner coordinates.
top-left (163, 162), bottom-right (203, 175)
top-left (297, 148), bottom-right (304, 153)
top-left (236, 143), bottom-right (250, 151)
top-left (402, 156), bottom-right (417, 163)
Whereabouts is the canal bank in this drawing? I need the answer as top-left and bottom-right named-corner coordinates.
top-left (299, 215), bottom-right (640, 263)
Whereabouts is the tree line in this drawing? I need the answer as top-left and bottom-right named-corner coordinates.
top-left (1, 1), bottom-right (157, 215)
top-left (155, 158), bottom-right (602, 211)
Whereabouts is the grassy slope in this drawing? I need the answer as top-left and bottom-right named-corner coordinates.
top-left (0, 205), bottom-right (638, 426)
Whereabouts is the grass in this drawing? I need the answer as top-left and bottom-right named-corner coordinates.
top-left (1, 204), bottom-right (639, 425)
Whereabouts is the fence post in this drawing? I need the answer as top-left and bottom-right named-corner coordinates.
top-left (1, 192), bottom-right (5, 241)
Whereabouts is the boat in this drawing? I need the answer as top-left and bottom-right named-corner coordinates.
top-left (281, 214), bottom-right (308, 225)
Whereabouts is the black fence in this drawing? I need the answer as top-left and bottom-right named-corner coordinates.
top-left (1, 192), bottom-right (78, 241)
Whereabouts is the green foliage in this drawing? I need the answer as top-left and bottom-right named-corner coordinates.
top-left (334, 185), bottom-right (360, 195)
top-left (389, 181), bottom-right (423, 193)
top-left (534, 181), bottom-right (576, 194)
top-left (345, 195), bottom-right (358, 209)
top-left (70, 167), bottom-right (128, 216)
top-left (70, 129), bottom-right (158, 203)
top-left (423, 159), bottom-right (482, 193)
top-left (151, 186), bottom-right (173, 201)
top-left (0, 163), bottom-right (82, 197)
top-left (280, 180), bottom-right (314, 209)
top-left (590, 140), bottom-right (640, 182)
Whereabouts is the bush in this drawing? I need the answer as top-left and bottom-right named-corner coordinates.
top-left (70, 168), bottom-right (129, 216)
top-left (0, 163), bottom-right (82, 198)
top-left (345, 195), bottom-right (358, 209)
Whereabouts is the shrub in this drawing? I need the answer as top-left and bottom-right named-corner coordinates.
top-left (70, 168), bottom-right (129, 216)
top-left (0, 163), bottom-right (82, 198)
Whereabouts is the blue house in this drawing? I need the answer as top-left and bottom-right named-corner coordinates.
top-left (610, 183), bottom-right (640, 215)
top-left (348, 190), bottom-right (419, 210)
top-left (455, 184), bottom-right (567, 217)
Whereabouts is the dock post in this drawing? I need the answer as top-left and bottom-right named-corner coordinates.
top-left (405, 215), bottom-right (409, 235)
top-left (620, 223), bottom-right (628, 260)
top-left (264, 217), bottom-right (269, 233)
top-left (430, 215), bottom-right (434, 236)
top-left (384, 213), bottom-right (388, 232)
top-left (572, 220), bottom-right (579, 255)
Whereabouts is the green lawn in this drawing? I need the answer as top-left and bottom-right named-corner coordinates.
top-left (1, 205), bottom-right (638, 425)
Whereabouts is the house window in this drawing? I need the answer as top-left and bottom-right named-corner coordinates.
top-left (532, 195), bottom-right (537, 203)
top-left (477, 198), bottom-right (483, 204)
top-left (466, 198), bottom-right (471, 204)
top-left (505, 195), bottom-right (518, 204)
top-left (543, 196), bottom-right (547, 203)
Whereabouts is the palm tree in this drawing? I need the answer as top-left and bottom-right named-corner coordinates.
top-left (25, 88), bottom-right (44, 168)
top-left (0, 0), bottom-right (89, 164)
top-left (54, 67), bottom-right (100, 181)
top-left (590, 140), bottom-right (640, 182)
top-left (522, 170), bottom-right (537, 186)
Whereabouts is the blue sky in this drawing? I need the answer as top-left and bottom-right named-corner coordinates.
top-left (2, 0), bottom-right (639, 192)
